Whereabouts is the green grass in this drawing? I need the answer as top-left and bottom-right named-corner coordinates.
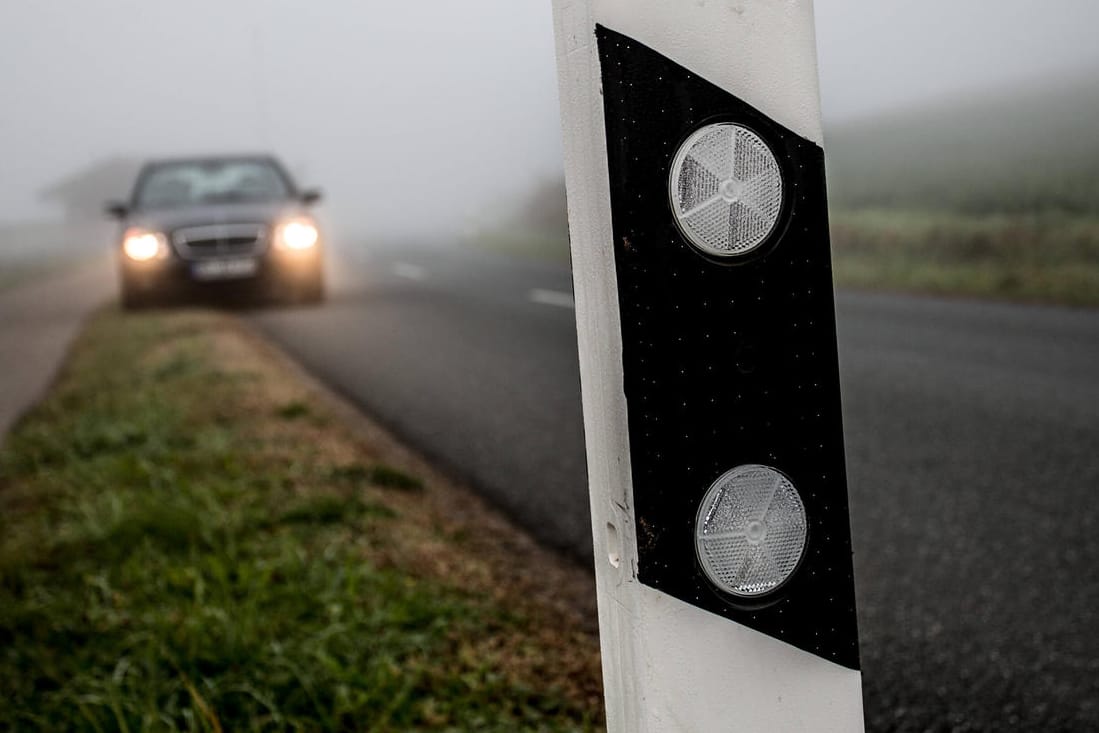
top-left (275, 401), bottom-right (311, 420)
top-left (830, 208), bottom-right (1099, 306)
top-left (0, 309), bottom-right (601, 731)
top-left (328, 464), bottom-right (425, 493)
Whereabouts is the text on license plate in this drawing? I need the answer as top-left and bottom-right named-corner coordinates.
top-left (191, 258), bottom-right (258, 281)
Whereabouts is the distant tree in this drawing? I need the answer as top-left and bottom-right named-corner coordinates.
top-left (38, 156), bottom-right (143, 220)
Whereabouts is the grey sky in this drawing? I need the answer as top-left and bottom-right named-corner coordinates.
top-left (815, 0), bottom-right (1099, 121)
top-left (1, 0), bottom-right (1097, 234)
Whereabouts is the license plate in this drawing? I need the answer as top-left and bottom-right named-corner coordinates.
top-left (191, 258), bottom-right (258, 281)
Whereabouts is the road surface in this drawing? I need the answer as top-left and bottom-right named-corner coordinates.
top-left (0, 257), bottom-right (115, 440)
top-left (252, 244), bottom-right (1099, 732)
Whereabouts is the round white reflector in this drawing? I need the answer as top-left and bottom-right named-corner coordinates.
top-left (695, 464), bottom-right (807, 598)
top-left (669, 123), bottom-right (784, 257)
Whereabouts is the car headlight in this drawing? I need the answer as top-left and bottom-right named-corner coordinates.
top-left (275, 217), bottom-right (319, 250)
top-left (122, 229), bottom-right (168, 261)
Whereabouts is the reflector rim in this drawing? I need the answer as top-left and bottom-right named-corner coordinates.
top-left (667, 122), bottom-right (785, 259)
top-left (694, 464), bottom-right (808, 600)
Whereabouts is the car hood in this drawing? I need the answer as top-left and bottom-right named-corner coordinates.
top-left (127, 201), bottom-right (303, 233)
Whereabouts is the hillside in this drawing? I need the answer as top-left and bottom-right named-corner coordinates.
top-left (825, 71), bottom-right (1099, 215)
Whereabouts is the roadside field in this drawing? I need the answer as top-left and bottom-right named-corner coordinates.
top-left (830, 208), bottom-right (1099, 306)
top-left (474, 208), bottom-right (1099, 308)
top-left (0, 308), bottom-right (602, 731)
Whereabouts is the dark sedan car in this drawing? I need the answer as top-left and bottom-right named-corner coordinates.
top-left (106, 155), bottom-right (325, 308)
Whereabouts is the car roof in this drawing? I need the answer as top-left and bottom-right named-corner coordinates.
top-left (141, 154), bottom-right (284, 168)
top-left (130, 154), bottom-right (298, 202)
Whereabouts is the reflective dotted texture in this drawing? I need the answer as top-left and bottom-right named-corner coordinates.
top-left (597, 24), bottom-right (860, 669)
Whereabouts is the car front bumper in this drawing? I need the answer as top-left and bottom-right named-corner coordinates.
top-left (120, 246), bottom-right (322, 301)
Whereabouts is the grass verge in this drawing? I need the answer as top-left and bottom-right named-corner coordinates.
top-left (829, 208), bottom-right (1099, 307)
top-left (0, 308), bottom-right (602, 731)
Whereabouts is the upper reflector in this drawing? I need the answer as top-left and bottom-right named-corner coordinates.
top-left (669, 123), bottom-right (784, 257)
top-left (695, 464), bottom-right (807, 598)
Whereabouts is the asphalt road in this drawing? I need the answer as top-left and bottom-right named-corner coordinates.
top-left (0, 257), bottom-right (115, 440)
top-left (252, 245), bottom-right (1098, 732)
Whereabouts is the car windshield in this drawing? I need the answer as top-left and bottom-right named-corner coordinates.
top-left (134, 160), bottom-right (291, 208)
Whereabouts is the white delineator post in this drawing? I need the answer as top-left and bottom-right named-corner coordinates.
top-left (550, 1), bottom-right (865, 731)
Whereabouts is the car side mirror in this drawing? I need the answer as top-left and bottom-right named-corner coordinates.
top-left (104, 201), bottom-right (129, 219)
top-left (300, 189), bottom-right (323, 205)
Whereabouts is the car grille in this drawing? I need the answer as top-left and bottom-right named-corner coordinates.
top-left (171, 223), bottom-right (268, 260)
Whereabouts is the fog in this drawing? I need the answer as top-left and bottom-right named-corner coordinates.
top-left (1, 0), bottom-right (1098, 241)
top-left (816, 0), bottom-right (1099, 122)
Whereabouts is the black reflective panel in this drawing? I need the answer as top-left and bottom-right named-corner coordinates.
top-left (597, 24), bottom-right (860, 669)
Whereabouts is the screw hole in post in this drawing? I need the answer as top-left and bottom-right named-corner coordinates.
top-left (606, 522), bottom-right (622, 568)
